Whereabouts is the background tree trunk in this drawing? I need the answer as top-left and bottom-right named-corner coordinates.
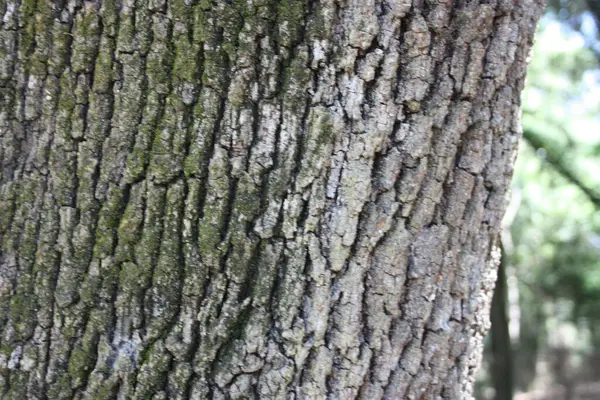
top-left (490, 243), bottom-right (513, 400)
top-left (0, 0), bottom-right (543, 399)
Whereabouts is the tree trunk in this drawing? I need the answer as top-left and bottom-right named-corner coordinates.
top-left (490, 244), bottom-right (513, 400)
top-left (0, 0), bottom-right (543, 399)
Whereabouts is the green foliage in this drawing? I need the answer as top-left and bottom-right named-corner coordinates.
top-left (483, 11), bottom-right (600, 396)
top-left (514, 14), bottom-right (600, 319)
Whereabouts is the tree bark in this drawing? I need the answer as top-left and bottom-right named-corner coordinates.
top-left (0, 0), bottom-right (543, 399)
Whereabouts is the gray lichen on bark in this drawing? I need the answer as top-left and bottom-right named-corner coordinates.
top-left (0, 0), bottom-right (543, 399)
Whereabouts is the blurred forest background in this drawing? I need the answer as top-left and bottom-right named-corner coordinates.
top-left (476, 1), bottom-right (600, 399)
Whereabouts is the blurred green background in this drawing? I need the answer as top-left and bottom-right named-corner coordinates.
top-left (476, 1), bottom-right (600, 399)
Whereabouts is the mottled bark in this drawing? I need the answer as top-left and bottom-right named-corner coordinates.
top-left (0, 0), bottom-right (542, 399)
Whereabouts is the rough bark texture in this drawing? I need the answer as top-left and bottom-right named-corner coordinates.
top-left (0, 0), bottom-right (542, 399)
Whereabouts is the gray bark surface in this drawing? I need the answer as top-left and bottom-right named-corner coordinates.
top-left (0, 0), bottom-right (542, 398)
